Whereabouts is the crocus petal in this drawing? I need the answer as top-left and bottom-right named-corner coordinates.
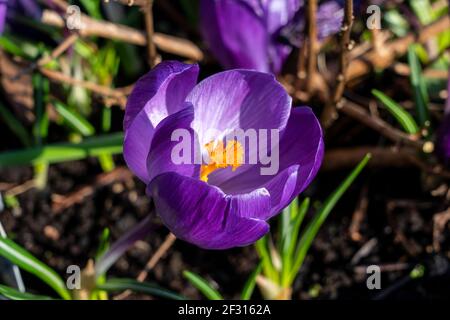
top-left (316, 1), bottom-right (344, 40)
top-left (0, 1), bottom-right (7, 34)
top-left (146, 105), bottom-right (201, 182)
top-left (17, 0), bottom-right (42, 20)
top-left (200, 0), bottom-right (270, 72)
top-left (279, 0), bottom-right (343, 48)
top-left (186, 69), bottom-right (291, 145)
top-left (148, 172), bottom-right (270, 249)
top-left (123, 61), bottom-right (198, 182)
top-left (217, 107), bottom-right (324, 216)
top-left (264, 0), bottom-right (302, 34)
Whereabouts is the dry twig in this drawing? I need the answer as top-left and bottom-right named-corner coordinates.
top-left (306, 0), bottom-right (318, 95)
top-left (41, 9), bottom-right (204, 61)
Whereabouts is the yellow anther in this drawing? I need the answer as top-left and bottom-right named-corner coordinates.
top-left (200, 140), bottom-right (244, 182)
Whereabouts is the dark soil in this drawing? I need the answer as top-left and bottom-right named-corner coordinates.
top-left (1, 152), bottom-right (449, 300)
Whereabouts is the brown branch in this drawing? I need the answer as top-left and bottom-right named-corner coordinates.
top-left (37, 33), bottom-right (79, 67)
top-left (321, 0), bottom-right (354, 128)
top-left (51, 167), bottom-right (133, 214)
top-left (39, 68), bottom-right (127, 107)
top-left (114, 232), bottom-right (177, 300)
top-left (41, 9), bottom-right (204, 61)
top-left (306, 0), bottom-right (318, 95)
top-left (346, 15), bottom-right (450, 81)
top-left (337, 100), bottom-right (427, 151)
top-left (322, 146), bottom-right (416, 171)
top-left (142, 0), bottom-right (158, 67)
top-left (333, 0), bottom-right (354, 103)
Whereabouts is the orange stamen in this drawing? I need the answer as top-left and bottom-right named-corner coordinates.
top-left (200, 140), bottom-right (244, 182)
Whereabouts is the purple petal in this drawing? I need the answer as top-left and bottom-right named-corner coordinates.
top-left (186, 69), bottom-right (291, 145)
top-left (148, 172), bottom-right (270, 249)
top-left (264, 0), bottom-right (302, 34)
top-left (123, 61), bottom-right (198, 183)
top-left (316, 1), bottom-right (344, 40)
top-left (0, 2), bottom-right (6, 34)
top-left (279, 0), bottom-right (343, 48)
top-left (217, 107), bottom-right (324, 216)
top-left (17, 0), bottom-right (42, 20)
top-left (146, 105), bottom-right (201, 182)
top-left (96, 215), bottom-right (155, 276)
top-left (200, 0), bottom-right (270, 72)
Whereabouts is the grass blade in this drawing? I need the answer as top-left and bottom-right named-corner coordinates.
top-left (183, 271), bottom-right (223, 300)
top-left (0, 237), bottom-right (71, 300)
top-left (281, 197), bottom-right (310, 286)
top-left (0, 133), bottom-right (123, 167)
top-left (241, 263), bottom-right (262, 300)
top-left (255, 236), bottom-right (278, 282)
top-left (54, 101), bottom-right (95, 137)
top-left (290, 154), bottom-right (371, 283)
top-left (97, 278), bottom-right (186, 300)
top-left (0, 102), bottom-right (32, 147)
top-left (0, 284), bottom-right (55, 300)
top-left (407, 45), bottom-right (430, 127)
top-left (372, 89), bottom-right (419, 134)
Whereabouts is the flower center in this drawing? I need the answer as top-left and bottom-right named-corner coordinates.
top-left (200, 139), bottom-right (244, 182)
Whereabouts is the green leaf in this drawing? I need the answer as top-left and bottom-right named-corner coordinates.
top-left (241, 263), bottom-right (262, 300)
top-left (409, 0), bottom-right (433, 25)
top-left (0, 237), bottom-right (71, 300)
top-left (0, 133), bottom-right (123, 167)
top-left (289, 154), bottom-right (371, 283)
top-left (32, 73), bottom-right (50, 144)
top-left (97, 278), bottom-right (185, 300)
top-left (255, 236), bottom-right (278, 282)
top-left (54, 101), bottom-right (95, 137)
top-left (407, 45), bottom-right (430, 127)
top-left (102, 107), bottom-right (112, 133)
top-left (372, 89), bottom-right (419, 134)
top-left (0, 284), bottom-right (55, 300)
top-left (0, 102), bottom-right (32, 147)
top-left (95, 228), bottom-right (110, 262)
top-left (281, 197), bottom-right (310, 286)
top-left (183, 271), bottom-right (223, 300)
top-left (80, 0), bottom-right (103, 20)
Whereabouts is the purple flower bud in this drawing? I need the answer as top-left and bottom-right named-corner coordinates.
top-left (200, 0), bottom-right (345, 74)
top-left (0, 0), bottom-right (42, 34)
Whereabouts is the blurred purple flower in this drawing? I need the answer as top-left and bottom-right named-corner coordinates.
top-left (0, 0), bottom-right (42, 34)
top-left (436, 72), bottom-right (450, 162)
top-left (123, 61), bottom-right (324, 249)
top-left (200, 0), bottom-right (344, 73)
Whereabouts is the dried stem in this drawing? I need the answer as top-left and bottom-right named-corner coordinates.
top-left (337, 100), bottom-right (426, 150)
top-left (321, 0), bottom-right (354, 128)
top-left (347, 15), bottom-right (449, 81)
top-left (142, 0), bottom-right (158, 67)
top-left (306, 0), bottom-right (318, 95)
top-left (38, 33), bottom-right (79, 67)
top-left (114, 233), bottom-right (177, 300)
top-left (41, 9), bottom-right (204, 61)
top-left (39, 68), bottom-right (127, 107)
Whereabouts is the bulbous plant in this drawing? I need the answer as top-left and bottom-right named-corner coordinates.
top-left (119, 60), bottom-right (323, 250)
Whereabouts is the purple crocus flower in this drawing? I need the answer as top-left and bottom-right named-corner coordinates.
top-left (123, 61), bottom-right (324, 249)
top-left (200, 0), bottom-right (344, 74)
top-left (0, 0), bottom-right (42, 34)
top-left (436, 72), bottom-right (450, 161)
